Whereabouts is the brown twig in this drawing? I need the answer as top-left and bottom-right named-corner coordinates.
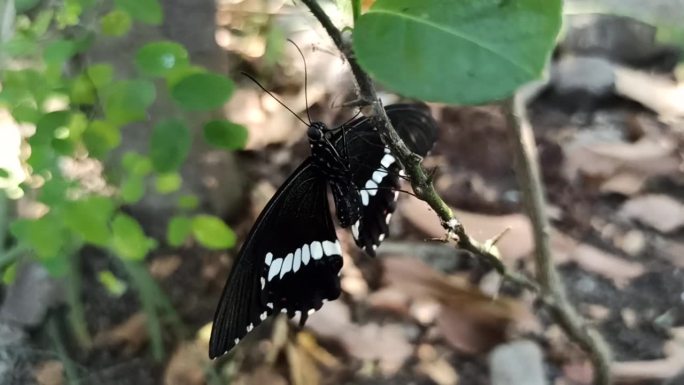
top-left (504, 88), bottom-right (613, 385)
top-left (300, 1), bottom-right (611, 383)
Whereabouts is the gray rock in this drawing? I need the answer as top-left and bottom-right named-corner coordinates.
top-left (551, 55), bottom-right (616, 97)
top-left (489, 340), bottom-right (548, 385)
top-left (0, 262), bottom-right (64, 327)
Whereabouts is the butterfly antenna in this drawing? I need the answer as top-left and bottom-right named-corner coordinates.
top-left (241, 71), bottom-right (310, 127)
top-left (287, 39), bottom-right (313, 125)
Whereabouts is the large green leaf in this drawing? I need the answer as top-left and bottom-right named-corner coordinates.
top-left (103, 79), bottom-right (156, 125)
top-left (191, 215), bottom-right (236, 250)
top-left (171, 73), bottom-right (234, 110)
top-left (135, 41), bottom-right (189, 77)
top-left (114, 0), bottom-right (162, 25)
top-left (83, 120), bottom-right (121, 158)
top-left (353, 0), bottom-right (562, 104)
top-left (63, 196), bottom-right (115, 246)
top-left (203, 120), bottom-right (248, 150)
top-left (10, 215), bottom-right (65, 259)
top-left (111, 213), bottom-right (155, 261)
top-left (149, 119), bottom-right (191, 172)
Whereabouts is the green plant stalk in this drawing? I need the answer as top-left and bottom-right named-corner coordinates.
top-left (123, 261), bottom-right (165, 361)
top-left (66, 252), bottom-right (92, 348)
top-left (47, 313), bottom-right (81, 385)
top-left (0, 244), bottom-right (25, 273)
top-left (350, 0), bottom-right (361, 22)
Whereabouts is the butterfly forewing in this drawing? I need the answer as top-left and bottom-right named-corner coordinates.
top-left (209, 161), bottom-right (343, 358)
top-left (335, 104), bottom-right (439, 255)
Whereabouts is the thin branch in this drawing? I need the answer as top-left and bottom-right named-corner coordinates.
top-left (504, 88), bottom-right (613, 385)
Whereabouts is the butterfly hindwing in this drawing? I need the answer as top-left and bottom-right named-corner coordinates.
top-left (209, 160), bottom-right (343, 358)
top-left (335, 104), bottom-right (438, 255)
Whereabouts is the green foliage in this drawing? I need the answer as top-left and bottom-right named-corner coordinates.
top-left (135, 41), bottom-right (190, 77)
top-left (103, 79), bottom-right (156, 125)
top-left (171, 73), bottom-right (235, 110)
top-left (114, 0), bottom-right (163, 25)
top-left (155, 173), bottom-right (182, 194)
top-left (191, 215), bottom-right (236, 250)
top-left (63, 196), bottom-right (115, 247)
top-left (98, 270), bottom-right (127, 296)
top-left (167, 215), bottom-right (192, 247)
top-left (100, 10), bottom-right (132, 37)
top-left (203, 120), bottom-right (248, 150)
top-left (353, 0), bottom-right (562, 104)
top-left (111, 213), bottom-right (156, 261)
top-left (149, 119), bottom-right (191, 172)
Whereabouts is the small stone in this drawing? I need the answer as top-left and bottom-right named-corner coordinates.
top-left (489, 340), bottom-right (548, 385)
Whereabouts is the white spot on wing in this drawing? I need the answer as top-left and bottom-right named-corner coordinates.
top-left (385, 213), bottom-right (392, 224)
top-left (379, 233), bottom-right (386, 242)
top-left (280, 253), bottom-right (293, 279)
top-left (247, 323), bottom-right (253, 332)
top-left (352, 221), bottom-right (360, 239)
top-left (307, 308), bottom-right (316, 315)
top-left (381, 154), bottom-right (395, 168)
top-left (260, 312), bottom-right (267, 321)
top-left (372, 169), bottom-right (387, 183)
top-left (234, 338), bottom-right (240, 345)
top-left (293, 247), bottom-right (301, 272)
top-left (267, 302), bottom-right (274, 309)
top-left (365, 179), bottom-right (378, 196)
top-left (311, 241), bottom-right (323, 260)
top-left (268, 258), bottom-right (282, 281)
top-left (360, 190), bottom-right (369, 206)
top-left (260, 277), bottom-right (265, 290)
top-left (322, 240), bottom-right (337, 256)
top-left (302, 244), bottom-right (311, 265)
top-left (265, 252), bottom-right (273, 266)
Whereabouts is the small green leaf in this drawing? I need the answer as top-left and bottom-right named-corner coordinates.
top-left (86, 64), bottom-right (114, 89)
top-left (103, 79), bottom-right (156, 125)
top-left (111, 213), bottom-right (155, 261)
top-left (191, 215), bottom-right (236, 250)
top-left (97, 270), bottom-right (127, 296)
top-left (10, 215), bottom-right (65, 259)
top-left (100, 9), bottom-right (132, 37)
top-left (121, 175), bottom-right (145, 203)
top-left (203, 120), bottom-right (248, 150)
top-left (3, 262), bottom-right (18, 285)
top-left (149, 119), bottom-right (190, 172)
top-left (155, 172), bottom-right (182, 194)
top-left (177, 194), bottom-right (199, 210)
top-left (121, 152), bottom-right (152, 176)
top-left (167, 215), bottom-right (191, 247)
top-left (0, 168), bottom-right (10, 178)
top-left (165, 65), bottom-right (205, 88)
top-left (353, 0), bottom-right (562, 104)
top-left (70, 73), bottom-right (96, 104)
top-left (16, 0), bottom-right (42, 13)
top-left (171, 73), bottom-right (234, 110)
top-left (83, 120), bottom-right (121, 158)
top-left (63, 196), bottom-right (115, 247)
top-left (115, 0), bottom-right (162, 25)
top-left (43, 39), bottom-right (76, 65)
top-left (31, 10), bottom-right (54, 36)
top-left (135, 41), bottom-right (189, 77)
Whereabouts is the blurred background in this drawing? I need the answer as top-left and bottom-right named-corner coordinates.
top-left (1, 0), bottom-right (684, 384)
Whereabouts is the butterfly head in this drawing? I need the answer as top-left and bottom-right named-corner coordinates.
top-left (307, 122), bottom-right (327, 142)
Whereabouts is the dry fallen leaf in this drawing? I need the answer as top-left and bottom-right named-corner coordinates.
top-left (164, 341), bottom-right (211, 385)
top-left (620, 194), bottom-right (684, 233)
top-left (612, 327), bottom-right (684, 382)
top-left (383, 257), bottom-right (526, 354)
top-left (286, 340), bottom-right (320, 385)
top-left (34, 360), bottom-right (64, 385)
top-left (415, 356), bottom-right (459, 385)
top-left (615, 66), bottom-right (684, 121)
top-left (567, 244), bottom-right (645, 287)
top-left (93, 312), bottom-right (148, 355)
top-left (149, 255), bottom-right (182, 279)
top-left (400, 196), bottom-right (535, 261)
top-left (600, 172), bottom-right (647, 196)
top-left (233, 367), bottom-right (288, 385)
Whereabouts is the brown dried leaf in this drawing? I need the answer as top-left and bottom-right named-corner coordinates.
top-left (233, 367), bottom-right (288, 385)
top-left (34, 360), bottom-right (64, 385)
top-left (620, 194), bottom-right (684, 233)
top-left (600, 172), bottom-right (647, 196)
top-left (400, 197), bottom-right (534, 261)
top-left (383, 257), bottom-right (525, 354)
top-left (164, 341), bottom-right (210, 385)
top-left (286, 340), bottom-right (320, 385)
top-left (567, 244), bottom-right (645, 287)
top-left (93, 312), bottom-right (148, 355)
top-left (612, 327), bottom-right (684, 382)
top-left (615, 66), bottom-right (684, 121)
top-left (149, 255), bottom-right (182, 279)
top-left (661, 240), bottom-right (684, 268)
top-left (416, 357), bottom-right (459, 385)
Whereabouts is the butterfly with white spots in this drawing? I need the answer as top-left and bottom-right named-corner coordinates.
top-left (209, 104), bottom-right (438, 358)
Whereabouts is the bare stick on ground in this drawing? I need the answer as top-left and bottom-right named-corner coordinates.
top-left (300, 1), bottom-right (612, 384)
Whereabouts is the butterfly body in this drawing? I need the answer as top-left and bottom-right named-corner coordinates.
top-left (209, 104), bottom-right (438, 358)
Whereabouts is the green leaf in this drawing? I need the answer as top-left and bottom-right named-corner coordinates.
top-left (191, 215), bottom-right (236, 250)
top-left (63, 196), bottom-right (115, 247)
top-left (34, 111), bottom-right (70, 145)
top-left (121, 175), bottom-right (145, 203)
top-left (115, 0), bottom-right (163, 25)
top-left (0, 168), bottom-right (9, 178)
top-left (103, 79), bottom-right (156, 125)
top-left (177, 194), bottom-right (199, 210)
top-left (43, 39), bottom-right (76, 66)
top-left (83, 120), bottom-right (121, 158)
top-left (31, 10), bottom-right (54, 36)
top-left (171, 73), bottom-right (234, 110)
top-left (167, 215), bottom-right (191, 247)
top-left (100, 9), bottom-right (132, 37)
top-left (155, 172), bottom-right (182, 194)
top-left (3, 262), bottom-right (18, 285)
top-left (165, 65), bottom-right (205, 88)
top-left (122, 152), bottom-right (152, 176)
top-left (16, 0), bottom-right (42, 13)
top-left (203, 120), bottom-right (248, 150)
top-left (111, 213), bottom-right (155, 261)
top-left (135, 41), bottom-right (189, 77)
top-left (86, 64), bottom-right (114, 89)
top-left (353, 0), bottom-right (562, 104)
top-left (149, 119), bottom-right (190, 172)
top-left (70, 73), bottom-right (96, 105)
top-left (97, 270), bottom-right (127, 296)
top-left (10, 215), bottom-right (65, 259)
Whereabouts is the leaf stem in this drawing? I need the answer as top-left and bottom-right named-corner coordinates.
top-left (66, 252), bottom-right (92, 348)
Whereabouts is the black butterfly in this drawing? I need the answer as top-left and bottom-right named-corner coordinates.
top-left (209, 103), bottom-right (438, 358)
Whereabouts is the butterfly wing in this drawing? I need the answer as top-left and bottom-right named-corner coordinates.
top-left (209, 160), bottom-right (344, 358)
top-left (335, 104), bottom-right (439, 255)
